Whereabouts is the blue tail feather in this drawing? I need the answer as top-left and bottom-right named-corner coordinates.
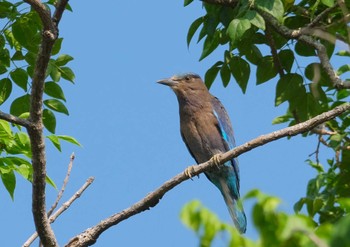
top-left (219, 178), bottom-right (247, 233)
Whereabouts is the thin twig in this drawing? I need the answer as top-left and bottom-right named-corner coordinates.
top-left (307, 4), bottom-right (339, 28)
top-left (47, 153), bottom-right (75, 217)
top-left (65, 103), bottom-right (350, 247)
top-left (38, 153), bottom-right (75, 247)
top-left (23, 177), bottom-right (95, 247)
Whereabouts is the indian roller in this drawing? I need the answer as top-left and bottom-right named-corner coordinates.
top-left (157, 73), bottom-right (246, 233)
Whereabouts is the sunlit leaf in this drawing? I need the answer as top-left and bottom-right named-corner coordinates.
top-left (10, 94), bottom-right (30, 116)
top-left (57, 135), bottom-right (81, 146)
top-left (44, 81), bottom-right (66, 101)
top-left (44, 99), bottom-right (69, 115)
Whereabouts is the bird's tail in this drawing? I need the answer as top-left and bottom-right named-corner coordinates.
top-left (219, 180), bottom-right (247, 233)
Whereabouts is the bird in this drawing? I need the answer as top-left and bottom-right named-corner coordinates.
top-left (157, 72), bottom-right (247, 233)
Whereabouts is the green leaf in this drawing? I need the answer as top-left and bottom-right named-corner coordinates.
top-left (12, 50), bottom-right (24, 60)
top-left (10, 94), bottom-right (30, 116)
top-left (272, 114), bottom-right (292, 124)
top-left (15, 164), bottom-right (32, 181)
top-left (57, 135), bottom-right (81, 146)
top-left (24, 51), bottom-right (37, 65)
top-left (187, 17), bottom-right (203, 47)
top-left (229, 56), bottom-right (250, 93)
top-left (220, 63), bottom-right (230, 87)
top-left (43, 109), bottom-right (56, 133)
top-left (12, 14), bottom-right (40, 52)
top-left (47, 135), bottom-right (61, 151)
top-left (275, 73), bottom-right (304, 106)
top-left (50, 66), bottom-right (61, 82)
top-left (0, 48), bottom-right (10, 67)
top-left (44, 99), bottom-right (69, 115)
top-left (278, 49), bottom-right (294, 73)
top-left (255, 0), bottom-right (284, 21)
top-left (52, 38), bottom-right (63, 55)
top-left (59, 66), bottom-right (75, 83)
top-left (46, 175), bottom-right (57, 188)
top-left (256, 56), bottom-right (278, 84)
top-left (244, 10), bottom-right (265, 30)
top-left (0, 78), bottom-right (12, 105)
top-left (295, 41), bottom-right (316, 56)
top-left (238, 43), bottom-right (263, 65)
top-left (204, 61), bottom-right (222, 88)
top-left (321, 0), bottom-right (334, 7)
top-left (227, 18), bottom-right (251, 45)
top-left (184, 0), bottom-right (194, 6)
top-left (44, 81), bottom-right (66, 101)
top-left (10, 68), bottom-right (28, 91)
top-left (0, 119), bottom-right (12, 136)
top-left (337, 64), bottom-right (350, 76)
top-left (55, 54), bottom-right (74, 66)
top-left (199, 30), bottom-right (220, 61)
top-left (1, 169), bottom-right (16, 199)
top-left (336, 50), bottom-right (350, 57)
top-left (0, 65), bottom-right (7, 75)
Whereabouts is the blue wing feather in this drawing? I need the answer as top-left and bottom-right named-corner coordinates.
top-left (211, 97), bottom-right (246, 233)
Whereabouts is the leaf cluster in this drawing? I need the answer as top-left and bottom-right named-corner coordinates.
top-left (183, 0), bottom-right (350, 245)
top-left (181, 190), bottom-right (350, 247)
top-left (0, 0), bottom-right (79, 198)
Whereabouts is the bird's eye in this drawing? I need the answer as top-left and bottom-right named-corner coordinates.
top-left (185, 76), bottom-right (190, 81)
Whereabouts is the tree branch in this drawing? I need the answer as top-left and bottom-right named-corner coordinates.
top-left (23, 177), bottom-right (95, 247)
top-left (53, 0), bottom-right (70, 26)
top-left (253, 9), bottom-right (347, 90)
top-left (0, 110), bottom-right (31, 127)
top-left (22, 0), bottom-right (56, 39)
top-left (65, 103), bottom-right (350, 247)
top-left (47, 153), bottom-right (75, 217)
top-left (22, 0), bottom-right (69, 246)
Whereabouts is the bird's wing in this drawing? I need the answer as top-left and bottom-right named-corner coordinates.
top-left (211, 97), bottom-right (240, 181)
top-left (180, 130), bottom-right (200, 164)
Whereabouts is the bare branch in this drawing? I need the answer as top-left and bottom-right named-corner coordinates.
top-left (47, 153), bottom-right (75, 217)
top-left (65, 103), bottom-right (350, 247)
top-left (0, 111), bottom-right (31, 127)
top-left (23, 177), bottom-right (95, 247)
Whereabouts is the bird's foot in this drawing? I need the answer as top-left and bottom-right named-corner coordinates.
top-left (184, 166), bottom-right (195, 179)
top-left (210, 154), bottom-right (222, 170)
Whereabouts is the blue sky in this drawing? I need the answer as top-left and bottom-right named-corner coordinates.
top-left (0, 1), bottom-right (338, 246)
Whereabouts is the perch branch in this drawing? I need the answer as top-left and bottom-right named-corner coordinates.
top-left (65, 103), bottom-right (350, 247)
top-left (23, 177), bottom-right (95, 247)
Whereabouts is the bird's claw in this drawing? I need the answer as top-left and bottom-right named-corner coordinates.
top-left (210, 154), bottom-right (222, 169)
top-left (185, 166), bottom-right (195, 179)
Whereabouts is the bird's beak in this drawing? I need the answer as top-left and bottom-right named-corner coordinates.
top-left (157, 77), bottom-right (178, 87)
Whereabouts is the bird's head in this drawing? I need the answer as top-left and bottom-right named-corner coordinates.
top-left (157, 73), bottom-right (209, 100)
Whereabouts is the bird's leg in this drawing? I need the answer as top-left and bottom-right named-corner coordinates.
top-left (184, 166), bottom-right (195, 180)
top-left (210, 154), bottom-right (222, 170)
